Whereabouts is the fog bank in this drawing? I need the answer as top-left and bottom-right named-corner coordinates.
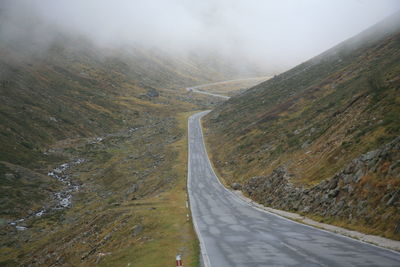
top-left (1, 0), bottom-right (399, 74)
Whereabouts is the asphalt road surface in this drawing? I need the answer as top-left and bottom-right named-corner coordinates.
top-left (187, 110), bottom-right (400, 267)
top-left (186, 77), bottom-right (270, 99)
top-left (186, 85), bottom-right (230, 99)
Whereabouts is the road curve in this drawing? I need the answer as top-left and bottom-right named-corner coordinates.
top-left (187, 111), bottom-right (400, 267)
top-left (186, 77), bottom-right (270, 99)
top-left (186, 85), bottom-right (230, 99)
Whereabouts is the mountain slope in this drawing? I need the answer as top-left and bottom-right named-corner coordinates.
top-left (204, 12), bottom-right (400, 239)
top-left (0, 32), bottom-right (238, 166)
top-left (0, 23), bottom-right (241, 264)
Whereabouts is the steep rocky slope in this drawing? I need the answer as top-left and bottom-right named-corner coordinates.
top-left (204, 12), bottom-right (400, 239)
top-left (244, 137), bottom-right (399, 238)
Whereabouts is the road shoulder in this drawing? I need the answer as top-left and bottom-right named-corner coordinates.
top-left (199, 113), bottom-right (400, 253)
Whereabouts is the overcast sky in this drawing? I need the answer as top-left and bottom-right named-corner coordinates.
top-left (1, 0), bottom-right (399, 72)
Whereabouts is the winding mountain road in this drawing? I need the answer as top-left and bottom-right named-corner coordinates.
top-left (187, 111), bottom-right (400, 266)
top-left (186, 77), bottom-right (269, 99)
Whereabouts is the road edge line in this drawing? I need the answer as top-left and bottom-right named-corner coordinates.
top-left (198, 112), bottom-right (400, 255)
top-left (187, 112), bottom-right (213, 267)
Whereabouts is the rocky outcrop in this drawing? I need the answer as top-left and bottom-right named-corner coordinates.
top-left (243, 137), bottom-right (400, 237)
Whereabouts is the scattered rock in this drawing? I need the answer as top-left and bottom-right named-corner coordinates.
top-left (328, 189), bottom-right (339, 198)
top-left (103, 233), bottom-right (112, 241)
top-left (302, 206), bottom-right (310, 213)
top-left (301, 141), bottom-right (310, 149)
top-left (231, 183), bottom-right (242, 190)
top-left (353, 169), bottom-right (364, 183)
top-left (131, 225), bottom-right (143, 237)
top-left (126, 184), bottom-right (138, 195)
top-left (395, 222), bottom-right (400, 234)
top-left (49, 116), bottom-right (58, 122)
top-left (386, 191), bottom-right (398, 206)
top-left (146, 88), bottom-right (159, 97)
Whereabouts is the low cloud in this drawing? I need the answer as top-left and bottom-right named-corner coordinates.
top-left (1, 0), bottom-right (399, 74)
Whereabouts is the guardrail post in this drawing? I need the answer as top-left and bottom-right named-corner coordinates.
top-left (176, 254), bottom-right (182, 267)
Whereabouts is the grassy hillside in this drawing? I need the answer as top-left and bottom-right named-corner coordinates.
top-left (204, 12), bottom-right (400, 239)
top-left (0, 24), bottom-right (236, 265)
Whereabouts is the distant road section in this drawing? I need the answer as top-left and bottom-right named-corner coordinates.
top-left (186, 76), bottom-right (270, 99)
top-left (187, 111), bottom-right (400, 267)
top-left (186, 85), bottom-right (230, 99)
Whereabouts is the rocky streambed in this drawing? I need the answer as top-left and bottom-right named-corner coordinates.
top-left (7, 124), bottom-right (155, 231)
top-left (9, 158), bottom-right (84, 231)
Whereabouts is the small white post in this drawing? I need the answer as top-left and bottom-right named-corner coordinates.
top-left (176, 254), bottom-right (182, 267)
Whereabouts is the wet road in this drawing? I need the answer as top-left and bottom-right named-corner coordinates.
top-left (187, 111), bottom-right (400, 267)
top-left (186, 85), bottom-right (230, 99)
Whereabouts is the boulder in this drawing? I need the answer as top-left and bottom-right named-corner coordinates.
top-left (146, 88), bottom-right (159, 97)
top-left (232, 182), bottom-right (242, 190)
top-left (132, 225), bottom-right (143, 237)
